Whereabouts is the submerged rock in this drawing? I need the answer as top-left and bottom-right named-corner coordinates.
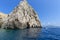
top-left (1, 0), bottom-right (41, 29)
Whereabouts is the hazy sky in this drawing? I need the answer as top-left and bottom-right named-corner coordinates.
top-left (0, 0), bottom-right (60, 26)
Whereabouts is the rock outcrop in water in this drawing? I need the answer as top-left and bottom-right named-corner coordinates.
top-left (1, 0), bottom-right (41, 29)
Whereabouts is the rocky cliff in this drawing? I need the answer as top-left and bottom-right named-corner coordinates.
top-left (0, 12), bottom-right (7, 27)
top-left (1, 0), bottom-right (41, 29)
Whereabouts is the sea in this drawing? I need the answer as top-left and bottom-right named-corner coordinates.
top-left (0, 26), bottom-right (60, 40)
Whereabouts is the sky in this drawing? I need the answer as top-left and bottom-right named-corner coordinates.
top-left (0, 0), bottom-right (60, 26)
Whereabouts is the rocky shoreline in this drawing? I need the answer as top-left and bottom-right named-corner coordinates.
top-left (0, 0), bottom-right (41, 29)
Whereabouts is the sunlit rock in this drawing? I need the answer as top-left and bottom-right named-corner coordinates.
top-left (2, 0), bottom-right (41, 29)
top-left (0, 12), bottom-right (7, 27)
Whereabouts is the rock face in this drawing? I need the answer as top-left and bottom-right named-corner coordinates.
top-left (0, 12), bottom-right (7, 27)
top-left (1, 0), bottom-right (41, 29)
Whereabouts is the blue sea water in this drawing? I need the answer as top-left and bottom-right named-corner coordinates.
top-left (0, 27), bottom-right (60, 40)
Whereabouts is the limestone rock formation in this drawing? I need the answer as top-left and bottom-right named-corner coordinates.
top-left (0, 12), bottom-right (7, 27)
top-left (1, 0), bottom-right (41, 29)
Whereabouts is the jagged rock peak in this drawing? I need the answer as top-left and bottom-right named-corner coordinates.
top-left (1, 0), bottom-right (41, 29)
top-left (11, 0), bottom-right (31, 14)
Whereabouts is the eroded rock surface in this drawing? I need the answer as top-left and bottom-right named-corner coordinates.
top-left (0, 12), bottom-right (7, 27)
top-left (1, 0), bottom-right (41, 29)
